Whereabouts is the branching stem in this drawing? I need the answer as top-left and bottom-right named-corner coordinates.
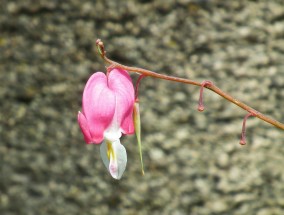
top-left (96, 39), bottom-right (284, 132)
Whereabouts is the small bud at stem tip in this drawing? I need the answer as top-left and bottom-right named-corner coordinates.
top-left (239, 112), bottom-right (255, 146)
top-left (198, 80), bottom-right (213, 112)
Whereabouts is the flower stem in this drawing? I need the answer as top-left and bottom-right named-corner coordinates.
top-left (96, 39), bottom-right (284, 131)
top-left (135, 74), bottom-right (146, 100)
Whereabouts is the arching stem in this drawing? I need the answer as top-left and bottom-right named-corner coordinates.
top-left (96, 39), bottom-right (284, 132)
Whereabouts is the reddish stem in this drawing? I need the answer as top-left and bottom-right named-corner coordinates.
top-left (106, 65), bottom-right (115, 77)
top-left (135, 74), bottom-right (146, 100)
top-left (95, 39), bottom-right (284, 132)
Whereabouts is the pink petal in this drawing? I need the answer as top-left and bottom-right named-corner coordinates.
top-left (120, 108), bottom-right (135, 134)
top-left (108, 69), bottom-right (135, 135)
top-left (82, 72), bottom-right (116, 143)
top-left (77, 111), bottom-right (93, 144)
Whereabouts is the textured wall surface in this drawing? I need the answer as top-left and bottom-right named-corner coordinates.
top-left (1, 0), bottom-right (284, 214)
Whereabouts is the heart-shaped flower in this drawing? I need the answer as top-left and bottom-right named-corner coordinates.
top-left (78, 68), bottom-right (135, 179)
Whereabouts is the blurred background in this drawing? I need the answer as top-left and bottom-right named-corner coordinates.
top-left (1, 0), bottom-right (284, 214)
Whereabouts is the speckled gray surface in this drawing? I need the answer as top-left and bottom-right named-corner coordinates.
top-left (1, 0), bottom-right (284, 214)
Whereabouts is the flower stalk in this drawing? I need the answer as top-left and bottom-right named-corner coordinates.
top-left (78, 39), bottom-right (284, 179)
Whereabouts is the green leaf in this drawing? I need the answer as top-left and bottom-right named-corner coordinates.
top-left (133, 102), bottom-right (144, 175)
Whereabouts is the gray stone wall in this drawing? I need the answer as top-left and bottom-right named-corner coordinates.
top-left (1, 0), bottom-right (284, 214)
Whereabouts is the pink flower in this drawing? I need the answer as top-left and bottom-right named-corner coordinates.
top-left (78, 68), bottom-right (135, 179)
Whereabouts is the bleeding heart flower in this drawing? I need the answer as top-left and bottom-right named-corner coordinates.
top-left (78, 68), bottom-right (135, 179)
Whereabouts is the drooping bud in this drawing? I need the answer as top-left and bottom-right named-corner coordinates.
top-left (240, 112), bottom-right (256, 145)
top-left (198, 80), bottom-right (213, 112)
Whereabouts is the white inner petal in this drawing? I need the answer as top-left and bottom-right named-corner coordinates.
top-left (100, 139), bottom-right (127, 180)
top-left (100, 141), bottom-right (109, 170)
top-left (103, 106), bottom-right (122, 141)
top-left (104, 121), bottom-right (122, 141)
top-left (109, 139), bottom-right (127, 179)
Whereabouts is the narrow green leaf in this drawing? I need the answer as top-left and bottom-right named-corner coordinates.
top-left (133, 102), bottom-right (144, 175)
